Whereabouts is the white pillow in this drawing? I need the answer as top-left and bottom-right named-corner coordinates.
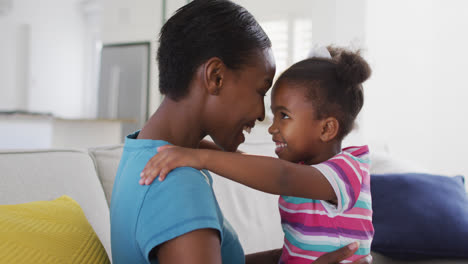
top-left (370, 152), bottom-right (430, 175)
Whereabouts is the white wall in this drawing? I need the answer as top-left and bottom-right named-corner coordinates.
top-left (0, 0), bottom-right (87, 118)
top-left (364, 0), bottom-right (468, 177)
top-left (0, 21), bottom-right (23, 110)
top-left (101, 0), bottom-right (188, 116)
top-left (235, 0), bottom-right (367, 122)
top-left (235, 0), bottom-right (366, 62)
top-left (0, 117), bottom-right (54, 149)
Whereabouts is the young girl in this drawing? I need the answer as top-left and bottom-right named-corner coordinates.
top-left (140, 46), bottom-right (374, 263)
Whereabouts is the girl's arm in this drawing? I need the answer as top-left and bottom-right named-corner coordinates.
top-left (140, 146), bottom-right (336, 202)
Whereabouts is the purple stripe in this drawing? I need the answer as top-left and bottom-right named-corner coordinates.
top-left (283, 220), bottom-right (374, 240)
top-left (361, 183), bottom-right (370, 193)
top-left (323, 160), bottom-right (357, 207)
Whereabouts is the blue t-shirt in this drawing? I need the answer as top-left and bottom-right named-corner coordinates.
top-left (110, 131), bottom-right (244, 264)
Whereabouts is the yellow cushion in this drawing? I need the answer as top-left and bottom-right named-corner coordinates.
top-left (0, 195), bottom-right (110, 264)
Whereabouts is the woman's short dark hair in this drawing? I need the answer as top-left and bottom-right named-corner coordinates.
top-left (157, 0), bottom-right (272, 100)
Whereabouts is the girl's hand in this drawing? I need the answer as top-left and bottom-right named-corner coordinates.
top-left (139, 145), bottom-right (205, 185)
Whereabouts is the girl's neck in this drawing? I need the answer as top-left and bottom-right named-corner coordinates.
top-left (305, 141), bottom-right (342, 165)
top-left (137, 96), bottom-right (206, 148)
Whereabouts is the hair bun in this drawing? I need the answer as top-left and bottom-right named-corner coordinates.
top-left (328, 47), bottom-right (371, 87)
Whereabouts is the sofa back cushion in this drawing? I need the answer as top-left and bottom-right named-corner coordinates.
top-left (0, 149), bottom-right (111, 259)
top-left (212, 141), bottom-right (284, 254)
top-left (89, 145), bottom-right (124, 206)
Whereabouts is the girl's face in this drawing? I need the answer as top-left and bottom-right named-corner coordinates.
top-left (268, 82), bottom-right (326, 164)
top-left (208, 48), bottom-right (276, 152)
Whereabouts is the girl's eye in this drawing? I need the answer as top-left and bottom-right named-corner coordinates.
top-left (280, 112), bottom-right (290, 119)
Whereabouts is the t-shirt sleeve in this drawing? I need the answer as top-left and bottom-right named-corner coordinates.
top-left (312, 153), bottom-right (363, 216)
top-left (135, 167), bottom-right (222, 261)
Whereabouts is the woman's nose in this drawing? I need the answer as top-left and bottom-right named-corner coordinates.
top-left (257, 99), bottom-right (266, 122)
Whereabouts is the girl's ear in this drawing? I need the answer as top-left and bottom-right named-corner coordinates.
top-left (320, 117), bottom-right (339, 142)
top-left (203, 57), bottom-right (226, 95)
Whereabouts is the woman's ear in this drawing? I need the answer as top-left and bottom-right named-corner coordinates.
top-left (203, 57), bottom-right (225, 96)
top-left (320, 117), bottom-right (339, 142)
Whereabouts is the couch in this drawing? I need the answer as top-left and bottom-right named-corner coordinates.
top-left (1, 142), bottom-right (467, 264)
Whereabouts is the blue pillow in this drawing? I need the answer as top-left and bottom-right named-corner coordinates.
top-left (371, 173), bottom-right (468, 259)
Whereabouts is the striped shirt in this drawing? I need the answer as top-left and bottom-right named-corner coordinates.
top-left (279, 146), bottom-right (374, 264)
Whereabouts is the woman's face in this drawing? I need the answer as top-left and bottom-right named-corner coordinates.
top-left (208, 48), bottom-right (276, 152)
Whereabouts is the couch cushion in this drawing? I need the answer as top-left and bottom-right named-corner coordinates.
top-left (371, 173), bottom-right (468, 260)
top-left (0, 149), bottom-right (111, 259)
top-left (213, 140), bottom-right (284, 254)
top-left (372, 252), bottom-right (468, 264)
top-left (0, 195), bottom-right (110, 263)
top-left (88, 145), bottom-right (124, 205)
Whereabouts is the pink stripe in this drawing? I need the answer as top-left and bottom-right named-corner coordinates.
top-left (362, 173), bottom-right (370, 185)
top-left (342, 146), bottom-right (360, 153)
top-left (284, 239), bottom-right (326, 257)
top-left (343, 206), bottom-right (373, 217)
top-left (329, 157), bottom-right (361, 184)
top-left (344, 145), bottom-right (369, 157)
top-left (361, 183), bottom-right (371, 194)
top-left (279, 198), bottom-right (327, 212)
top-left (322, 161), bottom-right (355, 205)
top-left (283, 240), bottom-right (369, 263)
top-left (280, 197), bottom-right (372, 217)
top-left (330, 158), bottom-right (362, 189)
top-left (279, 209), bottom-right (374, 231)
top-left (326, 158), bottom-right (362, 208)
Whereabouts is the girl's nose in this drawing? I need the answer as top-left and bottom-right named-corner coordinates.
top-left (268, 123), bottom-right (278, 135)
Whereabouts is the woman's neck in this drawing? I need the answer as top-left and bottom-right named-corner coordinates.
top-left (137, 96), bottom-right (206, 148)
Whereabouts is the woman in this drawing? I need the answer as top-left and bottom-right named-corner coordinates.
top-left (110, 1), bottom-right (372, 263)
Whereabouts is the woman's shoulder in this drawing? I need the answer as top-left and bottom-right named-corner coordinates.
top-left (142, 167), bottom-right (213, 200)
top-left (164, 167), bottom-right (212, 186)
